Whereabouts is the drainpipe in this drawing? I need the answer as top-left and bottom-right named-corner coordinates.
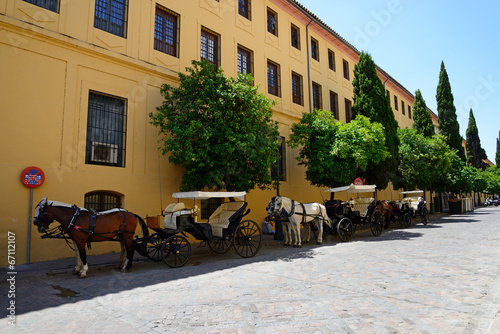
top-left (306, 19), bottom-right (313, 113)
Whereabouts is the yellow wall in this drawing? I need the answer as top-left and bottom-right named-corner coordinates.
top-left (1, 0), bottom-right (427, 265)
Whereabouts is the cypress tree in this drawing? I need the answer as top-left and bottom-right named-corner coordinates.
top-left (465, 109), bottom-right (487, 169)
top-left (352, 52), bottom-right (399, 189)
top-left (436, 61), bottom-right (466, 161)
top-left (412, 89), bottom-right (434, 137)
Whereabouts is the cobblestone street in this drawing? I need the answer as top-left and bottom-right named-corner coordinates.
top-left (2, 207), bottom-right (500, 333)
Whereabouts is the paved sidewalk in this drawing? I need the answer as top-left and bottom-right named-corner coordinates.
top-left (1, 207), bottom-right (500, 333)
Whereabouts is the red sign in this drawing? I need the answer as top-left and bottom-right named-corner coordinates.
top-left (21, 167), bottom-right (45, 188)
top-left (353, 178), bottom-right (363, 185)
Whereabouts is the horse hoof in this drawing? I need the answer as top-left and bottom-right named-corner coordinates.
top-left (78, 274), bottom-right (86, 279)
top-left (316, 242), bottom-right (322, 245)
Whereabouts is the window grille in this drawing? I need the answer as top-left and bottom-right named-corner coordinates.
top-left (84, 191), bottom-right (122, 212)
top-left (267, 61), bottom-right (281, 97)
top-left (238, 0), bottom-right (251, 20)
top-left (328, 49), bottom-right (336, 71)
top-left (291, 25), bottom-right (300, 49)
top-left (267, 8), bottom-right (278, 36)
top-left (154, 5), bottom-right (179, 57)
top-left (312, 82), bottom-right (322, 110)
top-left (86, 91), bottom-right (127, 167)
top-left (345, 98), bottom-right (352, 123)
top-left (271, 136), bottom-right (286, 181)
top-left (402, 101), bottom-right (405, 115)
top-left (311, 38), bottom-right (319, 61)
top-left (94, 0), bottom-right (128, 38)
top-left (23, 0), bottom-right (59, 13)
top-left (201, 27), bottom-right (220, 69)
top-left (330, 91), bottom-right (339, 120)
top-left (394, 96), bottom-right (399, 110)
top-left (291, 72), bottom-right (303, 106)
top-left (408, 105), bottom-right (412, 119)
top-left (343, 59), bottom-right (350, 80)
top-left (237, 46), bottom-right (253, 76)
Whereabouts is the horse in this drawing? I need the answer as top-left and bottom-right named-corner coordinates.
top-left (375, 200), bottom-right (394, 229)
top-left (33, 197), bottom-right (148, 278)
top-left (267, 196), bottom-right (331, 247)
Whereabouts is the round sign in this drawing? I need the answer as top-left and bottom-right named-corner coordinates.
top-left (21, 166), bottom-right (45, 188)
top-left (353, 178), bottom-right (363, 185)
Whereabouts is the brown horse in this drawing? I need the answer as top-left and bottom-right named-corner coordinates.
top-left (375, 200), bottom-right (393, 229)
top-left (33, 197), bottom-right (147, 278)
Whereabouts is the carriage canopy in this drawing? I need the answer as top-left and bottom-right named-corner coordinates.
top-left (325, 184), bottom-right (377, 194)
top-left (172, 191), bottom-right (246, 200)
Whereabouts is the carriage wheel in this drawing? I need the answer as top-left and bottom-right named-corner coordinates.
top-left (161, 235), bottom-right (191, 268)
top-left (421, 207), bottom-right (429, 226)
top-left (208, 239), bottom-right (233, 254)
top-left (337, 218), bottom-right (353, 242)
top-left (233, 220), bottom-right (262, 258)
top-left (402, 213), bottom-right (412, 228)
top-left (370, 210), bottom-right (384, 237)
top-left (146, 234), bottom-right (163, 262)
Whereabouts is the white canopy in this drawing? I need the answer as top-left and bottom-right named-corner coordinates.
top-left (326, 184), bottom-right (377, 194)
top-left (172, 191), bottom-right (246, 200)
top-left (399, 190), bottom-right (423, 195)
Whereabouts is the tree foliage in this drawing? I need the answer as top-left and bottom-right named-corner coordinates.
top-left (288, 109), bottom-right (389, 189)
top-left (150, 60), bottom-right (279, 192)
top-left (465, 109), bottom-right (487, 170)
top-left (351, 52), bottom-right (399, 188)
top-left (436, 61), bottom-right (466, 161)
top-left (412, 89), bottom-right (434, 137)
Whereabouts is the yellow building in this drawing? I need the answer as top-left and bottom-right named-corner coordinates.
top-left (1, 0), bottom-right (425, 265)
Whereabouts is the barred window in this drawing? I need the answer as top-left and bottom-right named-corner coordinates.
top-left (267, 60), bottom-right (281, 97)
top-left (237, 45), bottom-right (253, 76)
top-left (267, 8), bottom-right (278, 36)
top-left (238, 0), bottom-right (251, 20)
top-left (311, 38), bottom-right (319, 61)
top-left (201, 27), bottom-right (220, 69)
top-left (154, 5), bottom-right (179, 57)
top-left (291, 24), bottom-right (300, 50)
top-left (408, 105), bottom-right (412, 119)
top-left (343, 59), bottom-right (350, 80)
top-left (201, 198), bottom-right (223, 220)
top-left (23, 0), bottom-right (59, 13)
top-left (86, 91), bottom-right (127, 167)
top-left (85, 191), bottom-right (122, 212)
top-left (330, 91), bottom-right (339, 120)
top-left (271, 136), bottom-right (286, 181)
top-left (402, 100), bottom-right (405, 115)
top-left (328, 49), bottom-right (336, 71)
top-left (94, 0), bottom-right (128, 38)
top-left (394, 95), bottom-right (399, 110)
top-left (312, 82), bottom-right (322, 110)
top-left (345, 98), bottom-right (352, 123)
top-left (291, 72), bottom-right (303, 106)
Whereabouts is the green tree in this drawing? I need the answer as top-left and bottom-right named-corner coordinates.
top-left (288, 109), bottom-right (389, 192)
top-left (351, 52), bottom-right (399, 188)
top-left (436, 61), bottom-right (466, 161)
top-left (465, 109), bottom-right (487, 169)
top-left (150, 60), bottom-right (279, 192)
top-left (412, 89), bottom-right (434, 137)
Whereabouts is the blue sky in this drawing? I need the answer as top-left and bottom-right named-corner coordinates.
top-left (297, 0), bottom-right (500, 163)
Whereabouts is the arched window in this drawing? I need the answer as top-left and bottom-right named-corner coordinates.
top-left (84, 191), bottom-right (122, 212)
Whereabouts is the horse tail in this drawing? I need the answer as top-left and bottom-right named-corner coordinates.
top-left (134, 214), bottom-right (150, 239)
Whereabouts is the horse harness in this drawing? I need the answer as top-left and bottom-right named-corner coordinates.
top-left (280, 200), bottom-right (327, 225)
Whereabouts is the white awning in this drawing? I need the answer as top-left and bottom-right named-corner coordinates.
top-left (326, 184), bottom-right (377, 194)
top-left (399, 190), bottom-right (423, 195)
top-left (172, 191), bottom-right (246, 200)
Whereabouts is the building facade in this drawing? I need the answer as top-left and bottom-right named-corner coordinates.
top-left (1, 0), bottom-right (423, 265)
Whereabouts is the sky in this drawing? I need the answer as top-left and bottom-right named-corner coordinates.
top-left (297, 0), bottom-right (500, 163)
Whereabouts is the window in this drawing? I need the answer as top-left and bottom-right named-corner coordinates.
top-left (238, 0), bottom-right (251, 20)
top-left (311, 38), bottom-right (319, 61)
top-left (154, 5), bottom-right (179, 57)
top-left (345, 98), bottom-right (352, 123)
top-left (343, 59), bottom-right (349, 80)
top-left (312, 82), bottom-right (322, 110)
top-left (402, 100), bottom-right (405, 115)
top-left (394, 96), bottom-right (399, 111)
top-left (94, 0), bottom-right (128, 38)
top-left (237, 46), bottom-right (253, 76)
top-left (23, 0), bottom-right (59, 13)
top-left (330, 91), bottom-right (339, 120)
top-left (386, 90), bottom-right (390, 99)
top-left (201, 27), bottom-right (220, 69)
top-left (328, 49), bottom-right (336, 71)
top-left (84, 191), bottom-right (122, 212)
top-left (271, 136), bottom-right (286, 181)
top-left (86, 91), bottom-right (127, 167)
top-left (408, 105), bottom-right (412, 119)
top-left (267, 60), bottom-right (281, 97)
top-left (267, 8), bottom-right (278, 36)
top-left (201, 198), bottom-right (223, 220)
top-left (291, 24), bottom-right (300, 50)
top-left (291, 72), bottom-right (303, 106)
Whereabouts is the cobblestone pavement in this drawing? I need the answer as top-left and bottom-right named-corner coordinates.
top-left (2, 207), bottom-right (500, 333)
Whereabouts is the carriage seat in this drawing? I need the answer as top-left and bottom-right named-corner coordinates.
top-left (401, 197), bottom-right (420, 210)
top-left (163, 202), bottom-right (191, 229)
top-left (209, 201), bottom-right (246, 238)
top-left (349, 197), bottom-right (375, 217)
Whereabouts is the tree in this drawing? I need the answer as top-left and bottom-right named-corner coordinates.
top-left (351, 52), bottom-right (399, 188)
top-left (288, 109), bottom-right (389, 192)
top-left (465, 109), bottom-right (487, 170)
top-left (496, 131), bottom-right (500, 166)
top-left (436, 61), bottom-right (466, 161)
top-left (412, 89), bottom-right (434, 137)
top-left (150, 60), bottom-right (279, 192)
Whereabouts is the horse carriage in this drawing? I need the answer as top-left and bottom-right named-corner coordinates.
top-left (387, 190), bottom-right (429, 226)
top-left (324, 184), bottom-right (385, 242)
top-left (135, 191), bottom-right (262, 268)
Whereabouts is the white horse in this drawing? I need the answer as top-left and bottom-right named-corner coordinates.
top-left (267, 196), bottom-right (331, 247)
